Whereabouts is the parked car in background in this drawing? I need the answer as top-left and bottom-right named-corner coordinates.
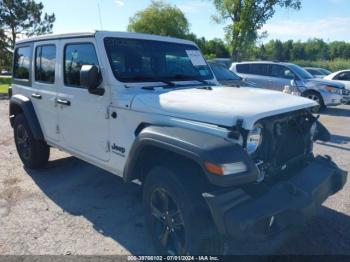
top-left (324, 70), bottom-right (350, 89)
top-left (208, 61), bottom-right (255, 87)
top-left (231, 61), bottom-right (348, 111)
top-left (208, 58), bottom-right (232, 69)
top-left (304, 67), bottom-right (332, 79)
top-left (324, 70), bottom-right (350, 103)
top-left (1, 69), bottom-right (11, 76)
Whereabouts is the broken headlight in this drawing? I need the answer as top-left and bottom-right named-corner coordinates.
top-left (247, 124), bottom-right (263, 155)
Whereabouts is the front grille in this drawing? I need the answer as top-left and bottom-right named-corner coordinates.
top-left (254, 111), bottom-right (313, 176)
top-left (342, 89), bottom-right (350, 96)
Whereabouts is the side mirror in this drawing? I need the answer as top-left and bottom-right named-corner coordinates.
top-left (80, 65), bottom-right (105, 96)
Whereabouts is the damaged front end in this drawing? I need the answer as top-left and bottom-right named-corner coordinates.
top-left (204, 109), bottom-right (347, 240)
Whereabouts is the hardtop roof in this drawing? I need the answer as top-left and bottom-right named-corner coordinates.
top-left (15, 31), bottom-right (196, 46)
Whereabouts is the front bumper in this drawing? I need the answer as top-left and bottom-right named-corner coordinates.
top-left (341, 96), bottom-right (350, 104)
top-left (203, 156), bottom-right (347, 240)
top-left (321, 91), bottom-right (343, 106)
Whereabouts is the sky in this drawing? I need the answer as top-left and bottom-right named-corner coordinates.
top-left (41, 0), bottom-right (350, 43)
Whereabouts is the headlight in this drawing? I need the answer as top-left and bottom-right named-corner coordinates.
top-left (247, 124), bottom-right (263, 155)
top-left (325, 86), bottom-right (342, 95)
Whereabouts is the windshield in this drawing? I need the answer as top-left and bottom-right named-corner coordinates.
top-left (104, 37), bottom-right (213, 83)
top-left (319, 68), bottom-right (332, 75)
top-left (289, 64), bottom-right (314, 79)
top-left (209, 62), bottom-right (241, 81)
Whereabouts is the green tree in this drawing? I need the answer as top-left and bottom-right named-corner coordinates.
top-left (205, 38), bottom-right (230, 58)
top-left (211, 0), bottom-right (301, 60)
top-left (128, 1), bottom-right (190, 39)
top-left (0, 0), bottom-right (55, 49)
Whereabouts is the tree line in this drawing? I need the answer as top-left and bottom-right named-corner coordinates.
top-left (1, 0), bottom-right (350, 71)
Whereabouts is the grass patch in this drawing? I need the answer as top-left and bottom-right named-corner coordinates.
top-left (0, 77), bottom-right (11, 94)
top-left (0, 84), bottom-right (9, 94)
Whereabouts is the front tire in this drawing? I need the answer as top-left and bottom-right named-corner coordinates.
top-left (13, 114), bottom-right (50, 169)
top-left (302, 91), bottom-right (325, 113)
top-left (143, 164), bottom-right (224, 255)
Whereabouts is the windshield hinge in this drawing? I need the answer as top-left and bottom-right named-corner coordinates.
top-left (106, 141), bottom-right (111, 153)
top-left (105, 106), bottom-right (110, 119)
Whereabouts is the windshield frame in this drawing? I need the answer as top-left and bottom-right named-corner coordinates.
top-left (209, 62), bottom-right (241, 81)
top-left (103, 37), bottom-right (214, 84)
top-left (288, 64), bottom-right (314, 80)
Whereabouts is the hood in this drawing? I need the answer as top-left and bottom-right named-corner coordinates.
top-left (131, 86), bottom-right (317, 130)
top-left (305, 78), bottom-right (345, 89)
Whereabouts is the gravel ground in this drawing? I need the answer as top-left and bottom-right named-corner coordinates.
top-left (0, 98), bottom-right (349, 256)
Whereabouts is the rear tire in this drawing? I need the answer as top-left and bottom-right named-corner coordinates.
top-left (13, 114), bottom-right (50, 169)
top-left (143, 163), bottom-right (224, 255)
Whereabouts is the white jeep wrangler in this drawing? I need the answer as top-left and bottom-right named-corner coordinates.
top-left (9, 31), bottom-right (347, 255)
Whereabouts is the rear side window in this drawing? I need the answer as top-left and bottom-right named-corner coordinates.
top-left (64, 43), bottom-right (99, 87)
top-left (13, 46), bottom-right (31, 80)
top-left (236, 64), bottom-right (270, 76)
top-left (35, 45), bottom-right (56, 84)
top-left (236, 64), bottom-right (250, 74)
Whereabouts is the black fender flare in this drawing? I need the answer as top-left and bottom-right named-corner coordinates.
top-left (9, 94), bottom-right (44, 140)
top-left (123, 125), bottom-right (259, 187)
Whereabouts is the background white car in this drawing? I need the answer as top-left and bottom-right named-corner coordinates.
top-left (325, 70), bottom-right (350, 89)
top-left (325, 70), bottom-right (350, 103)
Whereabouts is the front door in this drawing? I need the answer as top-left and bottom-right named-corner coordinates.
top-left (57, 39), bottom-right (110, 161)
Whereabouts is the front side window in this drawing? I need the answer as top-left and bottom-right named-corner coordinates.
top-left (35, 45), bottom-right (56, 84)
top-left (104, 37), bottom-right (213, 83)
top-left (270, 65), bottom-right (295, 79)
top-left (13, 46), bottom-right (31, 80)
top-left (64, 43), bottom-right (99, 87)
top-left (336, 72), bottom-right (350, 81)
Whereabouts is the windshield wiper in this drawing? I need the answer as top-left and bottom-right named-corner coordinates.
top-left (121, 76), bottom-right (176, 89)
top-left (172, 74), bottom-right (209, 85)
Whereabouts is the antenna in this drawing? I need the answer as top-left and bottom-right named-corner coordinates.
top-left (97, 0), bottom-right (103, 30)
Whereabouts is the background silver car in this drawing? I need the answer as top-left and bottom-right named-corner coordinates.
top-left (304, 67), bottom-right (332, 79)
top-left (231, 61), bottom-right (348, 110)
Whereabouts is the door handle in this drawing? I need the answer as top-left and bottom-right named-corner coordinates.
top-left (56, 98), bottom-right (71, 106)
top-left (31, 93), bottom-right (42, 99)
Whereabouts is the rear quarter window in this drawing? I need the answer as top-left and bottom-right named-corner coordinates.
top-left (13, 46), bottom-right (32, 80)
top-left (236, 64), bottom-right (250, 74)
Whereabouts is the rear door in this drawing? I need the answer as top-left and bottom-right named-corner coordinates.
top-left (57, 38), bottom-right (110, 161)
top-left (32, 42), bottom-right (60, 142)
top-left (243, 64), bottom-right (273, 89)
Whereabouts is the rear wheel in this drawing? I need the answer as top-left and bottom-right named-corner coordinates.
top-left (14, 114), bottom-right (50, 169)
top-left (143, 164), bottom-right (224, 255)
